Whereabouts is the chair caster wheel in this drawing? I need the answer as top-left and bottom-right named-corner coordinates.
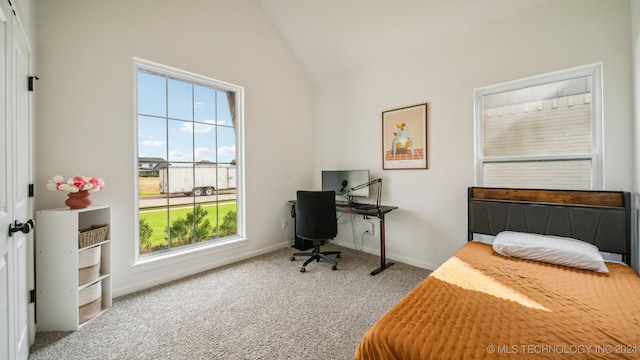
top-left (290, 256), bottom-right (295, 261)
top-left (332, 265), bottom-right (337, 270)
top-left (300, 267), bottom-right (306, 273)
top-left (337, 253), bottom-right (341, 258)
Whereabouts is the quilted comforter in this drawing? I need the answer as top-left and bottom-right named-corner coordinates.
top-left (355, 241), bottom-right (640, 359)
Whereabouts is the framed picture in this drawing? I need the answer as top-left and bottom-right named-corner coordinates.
top-left (382, 103), bottom-right (428, 170)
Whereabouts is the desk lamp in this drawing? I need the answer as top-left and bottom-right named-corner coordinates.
top-left (349, 178), bottom-right (382, 209)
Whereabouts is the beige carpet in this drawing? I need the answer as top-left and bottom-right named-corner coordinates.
top-left (28, 244), bottom-right (431, 360)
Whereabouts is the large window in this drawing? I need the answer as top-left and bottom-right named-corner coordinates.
top-left (475, 64), bottom-right (602, 190)
top-left (135, 59), bottom-right (243, 257)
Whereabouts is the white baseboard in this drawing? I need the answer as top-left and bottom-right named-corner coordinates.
top-left (114, 241), bottom-right (288, 297)
top-left (331, 239), bottom-right (439, 271)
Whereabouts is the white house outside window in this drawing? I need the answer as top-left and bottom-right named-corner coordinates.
top-left (135, 58), bottom-right (244, 257)
top-left (474, 63), bottom-right (602, 190)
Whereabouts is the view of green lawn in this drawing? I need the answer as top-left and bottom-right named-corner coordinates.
top-left (140, 203), bottom-right (236, 249)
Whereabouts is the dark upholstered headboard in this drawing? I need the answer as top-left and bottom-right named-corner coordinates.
top-left (468, 187), bottom-right (632, 265)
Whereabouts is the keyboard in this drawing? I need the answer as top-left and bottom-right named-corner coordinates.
top-left (353, 203), bottom-right (377, 210)
top-left (336, 201), bottom-right (377, 210)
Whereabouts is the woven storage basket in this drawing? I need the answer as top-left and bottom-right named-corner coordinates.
top-left (78, 245), bottom-right (101, 285)
top-left (79, 281), bottom-right (102, 324)
top-left (79, 296), bottom-right (102, 324)
top-left (78, 264), bottom-right (100, 286)
top-left (78, 224), bottom-right (109, 248)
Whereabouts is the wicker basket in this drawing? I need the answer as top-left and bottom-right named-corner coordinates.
top-left (79, 296), bottom-right (102, 324)
top-left (79, 281), bottom-right (102, 324)
top-left (78, 224), bottom-right (109, 248)
top-left (79, 263), bottom-right (100, 286)
top-left (78, 245), bottom-right (101, 285)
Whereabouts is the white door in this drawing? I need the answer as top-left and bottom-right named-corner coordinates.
top-left (0, 0), bottom-right (34, 358)
top-left (0, 3), bottom-right (13, 358)
top-left (12, 9), bottom-right (33, 359)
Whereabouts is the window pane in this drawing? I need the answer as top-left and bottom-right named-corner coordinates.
top-left (194, 123), bottom-right (216, 163)
top-left (138, 115), bottom-right (167, 159)
top-left (195, 85), bottom-right (215, 122)
top-left (217, 91), bottom-right (232, 126)
top-left (483, 160), bottom-right (591, 190)
top-left (138, 72), bottom-right (166, 117)
top-left (168, 119), bottom-right (194, 163)
top-left (166, 164), bottom-right (195, 195)
top-left (140, 208), bottom-right (169, 253)
top-left (168, 78), bottom-right (193, 121)
top-left (168, 203), bottom-right (196, 247)
top-left (217, 126), bottom-right (236, 164)
top-left (482, 84), bottom-right (592, 157)
top-left (482, 76), bottom-right (591, 108)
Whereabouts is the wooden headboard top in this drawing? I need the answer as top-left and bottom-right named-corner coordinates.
top-left (468, 187), bottom-right (632, 265)
top-left (469, 187), bottom-right (626, 208)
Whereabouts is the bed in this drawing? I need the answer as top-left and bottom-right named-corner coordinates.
top-left (355, 187), bottom-right (640, 360)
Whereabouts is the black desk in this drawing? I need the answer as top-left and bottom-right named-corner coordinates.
top-left (289, 201), bottom-right (398, 275)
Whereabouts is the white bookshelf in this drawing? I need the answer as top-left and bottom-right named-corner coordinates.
top-left (35, 205), bottom-right (112, 331)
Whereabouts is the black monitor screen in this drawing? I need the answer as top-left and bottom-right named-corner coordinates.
top-left (321, 170), bottom-right (370, 198)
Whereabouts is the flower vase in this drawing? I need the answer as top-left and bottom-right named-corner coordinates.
top-left (66, 191), bottom-right (92, 209)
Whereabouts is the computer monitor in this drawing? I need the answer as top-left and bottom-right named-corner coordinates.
top-left (321, 170), bottom-right (370, 198)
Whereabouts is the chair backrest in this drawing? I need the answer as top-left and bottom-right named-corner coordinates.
top-left (295, 190), bottom-right (337, 241)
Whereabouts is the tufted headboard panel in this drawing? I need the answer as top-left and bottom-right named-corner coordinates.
top-left (468, 187), bottom-right (632, 265)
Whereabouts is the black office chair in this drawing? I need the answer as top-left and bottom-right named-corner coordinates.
top-left (289, 190), bottom-right (341, 272)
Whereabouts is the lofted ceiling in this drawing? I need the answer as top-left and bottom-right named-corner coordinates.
top-left (257, 0), bottom-right (553, 83)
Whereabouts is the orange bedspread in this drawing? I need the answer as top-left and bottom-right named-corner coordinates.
top-left (355, 241), bottom-right (640, 360)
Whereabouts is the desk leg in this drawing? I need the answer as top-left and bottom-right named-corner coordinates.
top-left (370, 213), bottom-right (394, 275)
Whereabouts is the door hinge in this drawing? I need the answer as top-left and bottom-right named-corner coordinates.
top-left (29, 289), bottom-right (35, 303)
top-left (28, 76), bottom-right (39, 92)
top-left (28, 184), bottom-right (34, 197)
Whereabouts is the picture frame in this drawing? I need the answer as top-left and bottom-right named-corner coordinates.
top-left (382, 103), bottom-right (428, 170)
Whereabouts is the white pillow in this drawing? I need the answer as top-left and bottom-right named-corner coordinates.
top-left (493, 231), bottom-right (608, 273)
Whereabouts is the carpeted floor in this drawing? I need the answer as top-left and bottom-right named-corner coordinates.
top-left (28, 244), bottom-right (431, 360)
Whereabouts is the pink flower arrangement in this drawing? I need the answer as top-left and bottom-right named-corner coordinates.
top-left (47, 175), bottom-right (105, 193)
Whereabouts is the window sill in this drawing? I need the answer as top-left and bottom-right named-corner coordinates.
top-left (131, 236), bottom-right (249, 274)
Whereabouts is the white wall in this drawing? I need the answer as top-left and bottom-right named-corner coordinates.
top-left (35, 0), bottom-right (314, 296)
top-left (34, 0), bottom-right (637, 296)
top-left (318, 0), bottom-right (635, 269)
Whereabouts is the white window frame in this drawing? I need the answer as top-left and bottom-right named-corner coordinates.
top-left (132, 57), bottom-right (246, 262)
top-left (474, 63), bottom-right (603, 189)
